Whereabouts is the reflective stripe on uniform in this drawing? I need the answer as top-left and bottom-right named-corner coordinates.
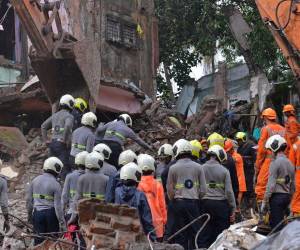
top-left (276, 178), bottom-right (288, 184)
top-left (33, 194), bottom-right (54, 201)
top-left (83, 193), bottom-right (104, 200)
top-left (72, 143), bottom-right (86, 150)
top-left (105, 130), bottom-right (126, 141)
top-left (51, 128), bottom-right (65, 133)
top-left (266, 127), bottom-right (285, 137)
top-left (296, 166), bottom-right (300, 171)
top-left (175, 182), bottom-right (200, 189)
top-left (70, 189), bottom-right (76, 197)
top-left (207, 183), bottom-right (225, 189)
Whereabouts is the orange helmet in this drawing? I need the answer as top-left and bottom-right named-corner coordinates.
top-left (283, 104), bottom-right (295, 113)
top-left (224, 139), bottom-right (234, 152)
top-left (261, 108), bottom-right (277, 120)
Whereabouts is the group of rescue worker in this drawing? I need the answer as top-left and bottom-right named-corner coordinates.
top-left (9, 93), bottom-right (298, 249)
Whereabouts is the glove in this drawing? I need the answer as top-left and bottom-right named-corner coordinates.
top-left (67, 213), bottom-right (78, 226)
top-left (230, 212), bottom-right (235, 224)
top-left (3, 220), bottom-right (10, 233)
top-left (261, 201), bottom-right (269, 214)
top-left (59, 221), bottom-right (67, 233)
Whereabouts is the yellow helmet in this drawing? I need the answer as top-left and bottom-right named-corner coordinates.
top-left (74, 98), bottom-right (88, 112)
top-left (190, 140), bottom-right (203, 158)
top-left (207, 132), bottom-right (225, 148)
top-left (235, 132), bottom-right (247, 142)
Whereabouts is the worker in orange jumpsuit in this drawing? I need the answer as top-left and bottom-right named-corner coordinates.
top-left (289, 137), bottom-right (300, 215)
top-left (137, 154), bottom-right (167, 241)
top-left (225, 139), bottom-right (247, 209)
top-left (283, 104), bottom-right (299, 146)
top-left (255, 108), bottom-right (286, 201)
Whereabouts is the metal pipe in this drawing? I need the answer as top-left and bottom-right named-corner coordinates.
top-left (167, 213), bottom-right (211, 243)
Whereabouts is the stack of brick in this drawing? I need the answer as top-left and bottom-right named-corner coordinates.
top-left (77, 199), bottom-right (184, 250)
top-left (78, 199), bottom-right (145, 250)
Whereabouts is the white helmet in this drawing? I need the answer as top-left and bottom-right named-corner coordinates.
top-left (75, 151), bottom-right (89, 166)
top-left (81, 112), bottom-right (97, 128)
top-left (137, 154), bottom-right (155, 172)
top-left (173, 139), bottom-right (192, 158)
top-left (59, 94), bottom-right (75, 109)
top-left (207, 145), bottom-right (227, 163)
top-left (120, 162), bottom-right (142, 182)
top-left (158, 144), bottom-right (173, 157)
top-left (118, 150), bottom-right (137, 166)
top-left (43, 157), bottom-right (63, 174)
top-left (265, 135), bottom-right (287, 152)
top-left (85, 151), bottom-right (104, 170)
top-left (93, 143), bottom-right (112, 160)
top-left (119, 114), bottom-right (132, 127)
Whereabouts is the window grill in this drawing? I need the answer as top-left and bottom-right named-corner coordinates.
top-left (106, 18), bottom-right (121, 43)
top-left (123, 25), bottom-right (136, 47)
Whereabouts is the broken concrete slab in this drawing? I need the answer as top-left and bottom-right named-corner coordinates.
top-left (0, 127), bottom-right (28, 156)
top-left (208, 219), bottom-right (265, 250)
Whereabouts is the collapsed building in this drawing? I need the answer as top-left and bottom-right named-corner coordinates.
top-left (11, 0), bottom-right (159, 115)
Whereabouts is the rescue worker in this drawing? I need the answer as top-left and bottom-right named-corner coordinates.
top-left (115, 162), bottom-right (156, 241)
top-left (95, 114), bottom-right (152, 166)
top-left (283, 104), bottom-right (299, 146)
top-left (74, 151), bottom-right (108, 204)
top-left (72, 98), bottom-right (88, 130)
top-left (289, 136), bottom-right (300, 216)
top-left (0, 160), bottom-right (10, 233)
top-left (207, 132), bottom-right (239, 199)
top-left (167, 139), bottom-right (207, 250)
top-left (156, 143), bottom-right (173, 182)
top-left (197, 145), bottom-right (236, 248)
top-left (70, 112), bottom-right (97, 170)
top-left (190, 140), bottom-right (205, 164)
top-left (235, 132), bottom-right (256, 217)
top-left (41, 94), bottom-right (75, 180)
top-left (255, 108), bottom-right (286, 202)
top-left (61, 151), bottom-right (87, 248)
top-left (225, 139), bottom-right (247, 220)
top-left (62, 151), bottom-right (88, 218)
top-left (26, 157), bottom-right (65, 246)
top-left (137, 154), bottom-right (167, 241)
top-left (105, 150), bottom-right (137, 203)
top-left (93, 143), bottom-right (117, 177)
top-left (262, 135), bottom-right (295, 231)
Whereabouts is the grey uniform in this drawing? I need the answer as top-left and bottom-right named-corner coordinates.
top-left (26, 173), bottom-right (64, 225)
top-left (96, 120), bottom-right (151, 149)
top-left (167, 158), bottom-right (207, 200)
top-left (41, 109), bottom-right (74, 145)
top-left (74, 170), bottom-right (109, 204)
top-left (70, 126), bottom-right (95, 157)
top-left (156, 162), bottom-right (166, 181)
top-left (0, 176), bottom-right (8, 215)
top-left (61, 170), bottom-right (85, 214)
top-left (99, 161), bottom-right (117, 177)
top-left (202, 159), bottom-right (236, 212)
top-left (264, 153), bottom-right (295, 200)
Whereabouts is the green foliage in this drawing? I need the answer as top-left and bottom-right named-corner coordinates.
top-left (155, 0), bottom-right (293, 99)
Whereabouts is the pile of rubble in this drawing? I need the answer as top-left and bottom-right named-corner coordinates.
top-left (0, 128), bottom-right (47, 249)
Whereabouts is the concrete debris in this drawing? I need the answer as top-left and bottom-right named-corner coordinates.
top-left (208, 219), bottom-right (266, 250)
top-left (0, 166), bottom-right (18, 179)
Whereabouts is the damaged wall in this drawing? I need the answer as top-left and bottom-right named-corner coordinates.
top-left (63, 0), bottom-right (159, 98)
top-left (177, 63), bottom-right (251, 117)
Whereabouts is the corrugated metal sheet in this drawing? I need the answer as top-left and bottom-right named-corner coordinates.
top-left (0, 66), bottom-right (21, 85)
top-left (176, 84), bottom-right (196, 115)
top-left (177, 64), bottom-right (251, 116)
